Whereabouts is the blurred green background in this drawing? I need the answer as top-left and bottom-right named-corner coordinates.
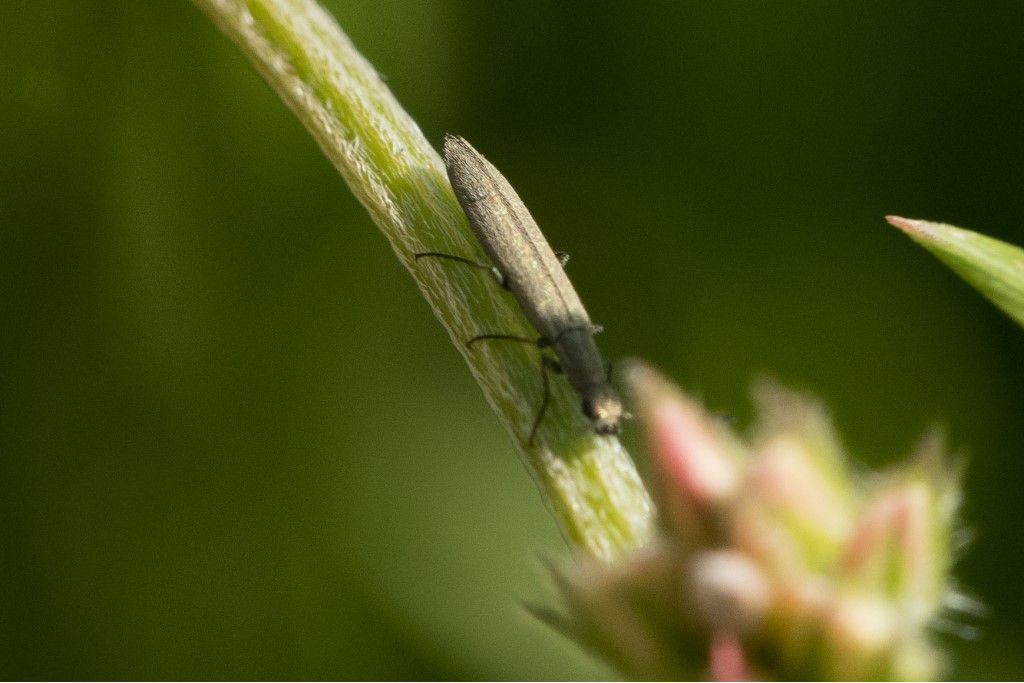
top-left (2, 0), bottom-right (1023, 679)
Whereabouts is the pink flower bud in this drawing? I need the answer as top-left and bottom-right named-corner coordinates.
top-left (626, 362), bottom-right (741, 542)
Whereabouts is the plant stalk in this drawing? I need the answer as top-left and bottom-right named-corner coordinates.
top-left (190, 0), bottom-right (654, 560)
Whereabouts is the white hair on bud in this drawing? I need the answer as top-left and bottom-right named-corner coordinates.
top-left (690, 550), bottom-right (770, 634)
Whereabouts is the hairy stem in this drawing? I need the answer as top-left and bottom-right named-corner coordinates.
top-left (190, 0), bottom-right (654, 560)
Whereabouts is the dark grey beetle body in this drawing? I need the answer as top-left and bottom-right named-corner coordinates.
top-left (442, 135), bottom-right (623, 437)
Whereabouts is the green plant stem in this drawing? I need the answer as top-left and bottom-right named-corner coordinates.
top-left (191, 0), bottom-right (654, 561)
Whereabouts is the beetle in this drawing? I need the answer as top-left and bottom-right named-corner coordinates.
top-left (416, 135), bottom-right (622, 444)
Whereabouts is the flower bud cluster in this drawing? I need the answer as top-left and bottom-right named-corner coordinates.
top-left (538, 362), bottom-right (969, 680)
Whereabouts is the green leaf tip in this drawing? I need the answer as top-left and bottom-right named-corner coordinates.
top-left (887, 215), bottom-right (1024, 329)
